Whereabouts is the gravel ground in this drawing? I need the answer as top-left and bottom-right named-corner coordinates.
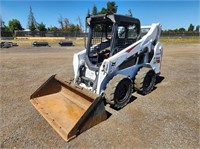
top-left (0, 44), bottom-right (199, 148)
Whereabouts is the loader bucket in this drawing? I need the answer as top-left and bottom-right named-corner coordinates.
top-left (30, 75), bottom-right (107, 142)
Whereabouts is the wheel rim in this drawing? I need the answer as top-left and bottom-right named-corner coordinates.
top-left (115, 81), bottom-right (131, 104)
top-left (144, 75), bottom-right (152, 88)
top-left (143, 71), bottom-right (155, 91)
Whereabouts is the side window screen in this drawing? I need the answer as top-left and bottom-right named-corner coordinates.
top-left (117, 26), bottom-right (125, 39)
top-left (128, 24), bottom-right (137, 40)
top-left (141, 28), bottom-right (150, 37)
top-left (113, 23), bottom-right (139, 55)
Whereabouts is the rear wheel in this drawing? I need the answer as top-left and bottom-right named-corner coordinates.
top-left (134, 67), bottom-right (156, 95)
top-left (105, 74), bottom-right (133, 109)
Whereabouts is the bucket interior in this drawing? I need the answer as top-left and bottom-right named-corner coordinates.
top-left (30, 76), bottom-right (101, 141)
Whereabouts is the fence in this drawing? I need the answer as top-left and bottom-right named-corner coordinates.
top-left (14, 31), bottom-right (86, 37)
top-left (0, 31), bottom-right (14, 40)
top-left (1, 31), bottom-right (13, 37)
top-left (161, 32), bottom-right (199, 37)
top-left (1, 31), bottom-right (199, 38)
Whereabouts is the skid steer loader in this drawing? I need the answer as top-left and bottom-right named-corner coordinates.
top-left (30, 14), bottom-right (163, 142)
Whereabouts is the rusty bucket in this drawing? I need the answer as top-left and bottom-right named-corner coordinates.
top-left (30, 75), bottom-right (107, 142)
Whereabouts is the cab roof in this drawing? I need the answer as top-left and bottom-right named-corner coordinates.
top-left (86, 14), bottom-right (140, 27)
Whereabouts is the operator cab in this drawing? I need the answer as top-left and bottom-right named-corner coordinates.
top-left (85, 14), bottom-right (140, 71)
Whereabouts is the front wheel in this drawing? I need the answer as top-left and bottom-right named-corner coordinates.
top-left (105, 74), bottom-right (133, 109)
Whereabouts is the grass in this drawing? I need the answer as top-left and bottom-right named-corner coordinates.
top-left (0, 37), bottom-right (85, 46)
top-left (160, 36), bottom-right (200, 44)
top-left (1, 36), bottom-right (199, 47)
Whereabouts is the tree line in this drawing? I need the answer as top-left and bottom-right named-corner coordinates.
top-left (1, 1), bottom-right (122, 33)
top-left (0, 6), bottom-right (84, 33)
top-left (0, 1), bottom-right (199, 34)
top-left (87, 1), bottom-right (118, 16)
top-left (162, 24), bottom-right (199, 33)
top-left (0, 7), bottom-right (50, 32)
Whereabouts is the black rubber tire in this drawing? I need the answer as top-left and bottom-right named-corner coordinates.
top-left (134, 67), bottom-right (156, 95)
top-left (105, 74), bottom-right (133, 109)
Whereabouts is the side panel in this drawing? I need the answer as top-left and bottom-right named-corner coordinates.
top-left (73, 49), bottom-right (86, 82)
top-left (150, 42), bottom-right (163, 74)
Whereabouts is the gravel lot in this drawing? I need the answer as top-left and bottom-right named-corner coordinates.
top-left (0, 44), bottom-right (199, 148)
